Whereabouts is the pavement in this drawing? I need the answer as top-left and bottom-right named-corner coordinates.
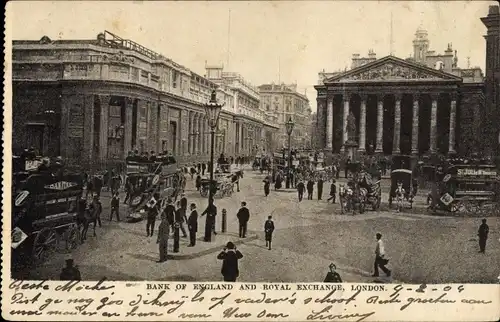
top-left (16, 165), bottom-right (500, 284)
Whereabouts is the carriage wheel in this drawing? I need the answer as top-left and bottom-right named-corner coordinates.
top-left (65, 224), bottom-right (81, 251)
top-left (32, 228), bottom-right (58, 263)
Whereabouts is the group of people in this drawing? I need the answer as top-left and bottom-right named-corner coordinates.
top-left (125, 150), bottom-right (177, 165)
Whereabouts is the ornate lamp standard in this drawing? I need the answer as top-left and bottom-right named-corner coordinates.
top-left (203, 90), bottom-right (224, 241)
top-left (285, 117), bottom-right (295, 189)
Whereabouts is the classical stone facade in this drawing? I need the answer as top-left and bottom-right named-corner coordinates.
top-left (315, 56), bottom-right (485, 157)
top-left (257, 83), bottom-right (312, 150)
top-left (205, 65), bottom-right (279, 155)
top-left (481, 5), bottom-right (500, 156)
top-left (12, 31), bottom-right (278, 167)
top-left (316, 26), bottom-right (487, 158)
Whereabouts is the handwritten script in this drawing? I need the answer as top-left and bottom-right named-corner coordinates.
top-left (5, 281), bottom-right (499, 321)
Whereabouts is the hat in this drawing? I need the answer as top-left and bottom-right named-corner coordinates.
top-left (65, 259), bottom-right (74, 266)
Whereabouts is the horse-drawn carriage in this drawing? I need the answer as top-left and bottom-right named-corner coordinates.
top-left (339, 162), bottom-right (381, 214)
top-left (428, 163), bottom-right (498, 215)
top-left (199, 169), bottom-right (244, 198)
top-left (126, 160), bottom-right (181, 221)
top-left (388, 155), bottom-right (417, 211)
top-left (12, 156), bottom-right (84, 265)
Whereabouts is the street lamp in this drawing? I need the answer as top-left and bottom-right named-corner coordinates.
top-left (203, 90), bottom-right (224, 242)
top-left (285, 117), bottom-right (295, 189)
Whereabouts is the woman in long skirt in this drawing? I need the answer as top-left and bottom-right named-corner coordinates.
top-left (263, 177), bottom-right (270, 196)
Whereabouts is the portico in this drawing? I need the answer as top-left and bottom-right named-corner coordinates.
top-left (316, 56), bottom-right (463, 156)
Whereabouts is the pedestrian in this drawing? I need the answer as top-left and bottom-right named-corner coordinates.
top-left (197, 163), bottom-right (202, 174)
top-left (146, 197), bottom-right (160, 237)
top-left (202, 163), bottom-right (206, 176)
top-left (190, 166), bottom-right (197, 179)
top-left (236, 201), bottom-right (250, 238)
top-left (164, 198), bottom-right (176, 232)
top-left (323, 263), bottom-right (342, 282)
top-left (372, 233), bottom-right (391, 277)
top-left (60, 259), bottom-right (81, 281)
top-left (124, 177), bottom-right (132, 204)
top-left (94, 175), bottom-right (103, 197)
top-left (317, 176), bottom-right (324, 200)
top-left (264, 215), bottom-right (275, 250)
top-left (175, 200), bottom-right (188, 238)
top-left (478, 219), bottom-right (489, 253)
top-left (307, 178), bottom-right (314, 200)
top-left (297, 179), bottom-right (305, 202)
top-left (156, 214), bottom-right (170, 263)
top-left (201, 198), bottom-right (217, 242)
top-left (109, 193), bottom-right (120, 221)
top-left (327, 180), bottom-right (337, 203)
top-left (274, 172), bottom-right (283, 190)
top-left (195, 174), bottom-right (202, 191)
top-left (91, 195), bottom-right (102, 228)
top-left (263, 176), bottom-right (270, 197)
top-left (217, 241), bottom-right (243, 282)
top-left (187, 203), bottom-right (198, 247)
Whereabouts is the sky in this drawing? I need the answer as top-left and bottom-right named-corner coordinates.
top-left (7, 0), bottom-right (496, 112)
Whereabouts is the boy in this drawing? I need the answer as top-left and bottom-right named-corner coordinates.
top-left (110, 193), bottom-right (120, 221)
top-left (324, 263), bottom-right (342, 283)
top-left (264, 215), bottom-right (275, 250)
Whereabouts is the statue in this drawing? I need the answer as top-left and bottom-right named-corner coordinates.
top-left (210, 90), bottom-right (217, 102)
top-left (347, 111), bottom-right (357, 141)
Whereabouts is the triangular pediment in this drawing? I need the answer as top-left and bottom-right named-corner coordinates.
top-left (325, 56), bottom-right (462, 83)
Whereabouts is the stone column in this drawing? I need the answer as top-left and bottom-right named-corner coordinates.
top-left (326, 96), bottom-right (334, 149)
top-left (359, 94), bottom-right (367, 152)
top-left (429, 93), bottom-right (439, 153)
top-left (180, 109), bottom-right (189, 156)
top-left (99, 95), bottom-right (110, 160)
top-left (341, 95), bottom-right (350, 152)
top-left (197, 116), bottom-right (202, 154)
top-left (188, 112), bottom-right (194, 155)
top-left (448, 93), bottom-right (457, 154)
top-left (375, 95), bottom-right (384, 153)
top-left (193, 114), bottom-right (199, 155)
top-left (411, 94), bottom-right (419, 155)
top-left (392, 94), bottom-right (402, 154)
top-left (124, 97), bottom-right (133, 155)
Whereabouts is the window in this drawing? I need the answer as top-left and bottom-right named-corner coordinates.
top-left (172, 71), bottom-right (178, 88)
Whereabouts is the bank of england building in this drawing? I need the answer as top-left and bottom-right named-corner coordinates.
top-left (12, 31), bottom-right (279, 167)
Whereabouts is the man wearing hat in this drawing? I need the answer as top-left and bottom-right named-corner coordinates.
top-left (60, 259), bottom-right (81, 281)
top-left (187, 203), bottom-right (198, 247)
top-left (217, 242), bottom-right (244, 282)
top-left (327, 180), bottom-right (337, 203)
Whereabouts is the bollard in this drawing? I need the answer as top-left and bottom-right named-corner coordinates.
top-left (221, 209), bottom-right (227, 233)
top-left (173, 222), bottom-right (180, 252)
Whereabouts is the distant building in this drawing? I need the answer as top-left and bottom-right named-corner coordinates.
top-left (205, 64), bottom-right (279, 155)
top-left (12, 31), bottom-right (278, 166)
top-left (257, 83), bottom-right (312, 150)
top-left (481, 5), bottom-right (500, 157)
top-left (315, 26), bottom-right (485, 158)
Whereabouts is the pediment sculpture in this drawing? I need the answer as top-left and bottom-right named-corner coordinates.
top-left (342, 63), bottom-right (442, 81)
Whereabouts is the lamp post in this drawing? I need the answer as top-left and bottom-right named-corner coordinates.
top-left (203, 90), bottom-right (224, 242)
top-left (285, 117), bottom-right (295, 189)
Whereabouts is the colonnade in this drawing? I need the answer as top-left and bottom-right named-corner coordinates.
top-left (187, 110), bottom-right (209, 156)
top-left (325, 92), bottom-right (458, 155)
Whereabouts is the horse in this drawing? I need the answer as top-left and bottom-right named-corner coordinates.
top-left (230, 170), bottom-right (244, 192)
top-left (395, 182), bottom-right (406, 212)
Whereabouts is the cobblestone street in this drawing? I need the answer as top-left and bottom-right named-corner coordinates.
top-left (20, 168), bottom-right (500, 284)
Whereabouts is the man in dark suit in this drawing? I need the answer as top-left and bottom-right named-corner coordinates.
top-left (317, 177), bottom-right (324, 200)
top-left (478, 218), bottom-right (489, 253)
top-left (297, 180), bottom-right (305, 202)
top-left (201, 163), bottom-right (207, 176)
top-left (187, 203), bottom-right (198, 247)
top-left (201, 199), bottom-right (217, 242)
top-left (306, 179), bottom-right (315, 200)
top-left (217, 242), bottom-right (243, 282)
top-left (236, 201), bottom-right (250, 238)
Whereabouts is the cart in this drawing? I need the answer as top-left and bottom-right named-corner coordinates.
top-left (12, 157), bottom-right (84, 265)
top-left (388, 155), bottom-right (416, 210)
top-left (428, 163), bottom-right (499, 215)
